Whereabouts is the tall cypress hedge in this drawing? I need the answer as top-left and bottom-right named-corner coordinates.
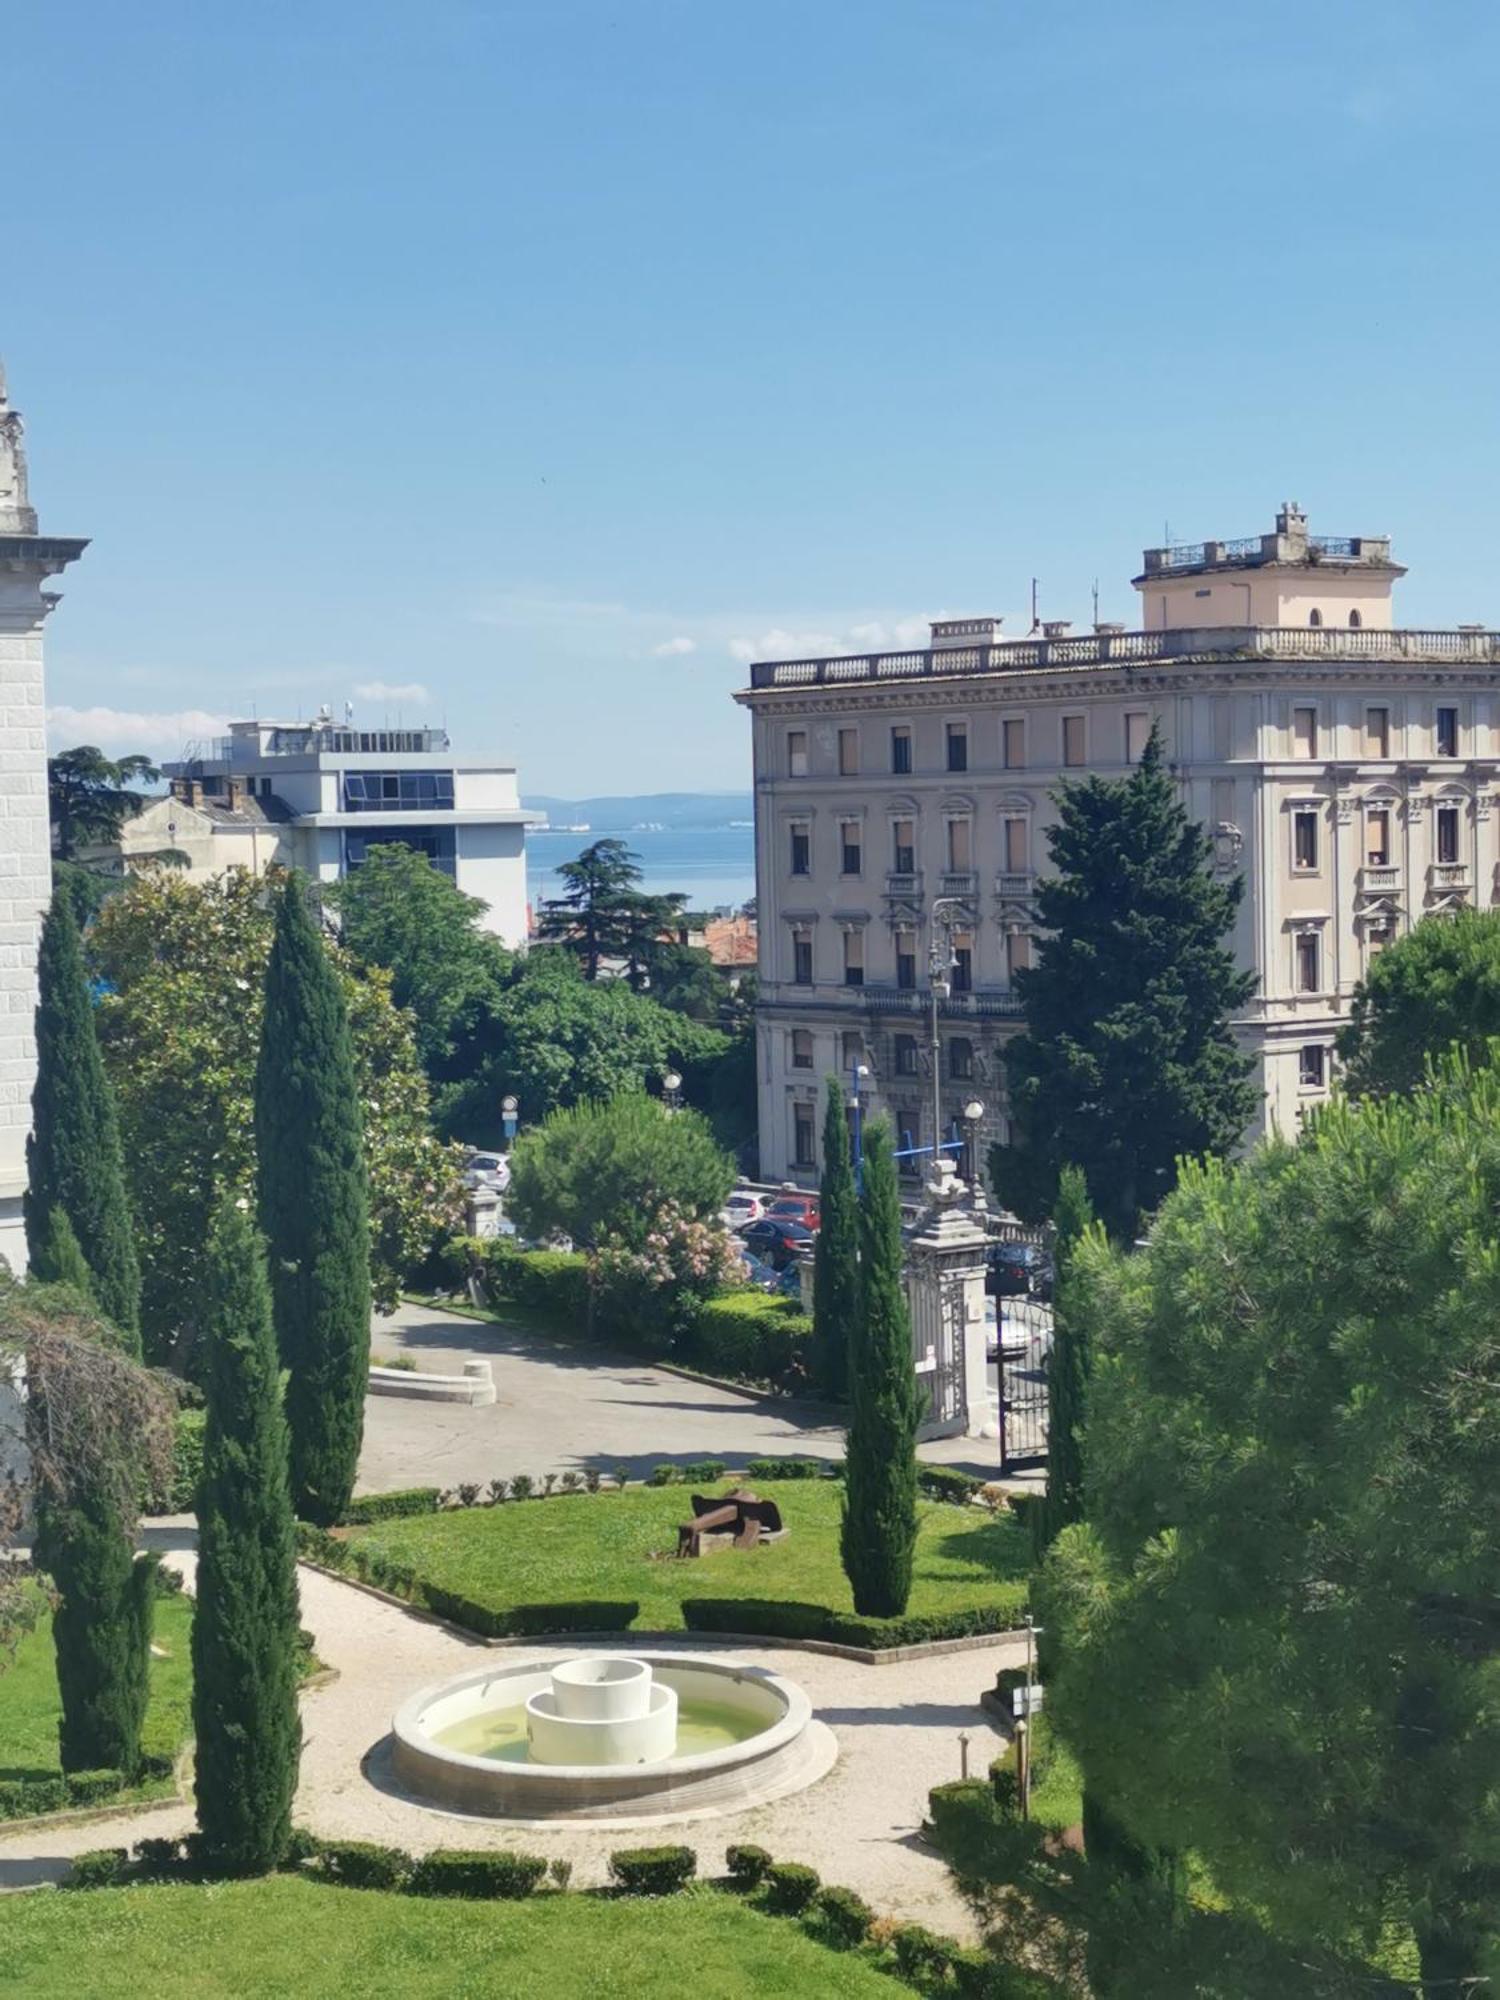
top-left (192, 1201), bottom-right (302, 1872)
top-left (25, 893), bottom-right (140, 1350)
top-left (35, 1485), bottom-right (156, 1776)
top-left (812, 1075), bottom-right (859, 1400)
top-left (1035, 1163), bottom-right (1096, 1558)
top-left (254, 876), bottom-right (370, 1525)
top-left (840, 1120), bottom-right (920, 1617)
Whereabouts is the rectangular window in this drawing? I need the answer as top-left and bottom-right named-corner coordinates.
top-left (838, 727), bottom-right (859, 776)
top-left (1003, 817), bottom-right (1028, 873)
top-left (793, 1101), bottom-right (816, 1168)
top-left (890, 726), bottom-right (912, 775)
top-left (1125, 712), bottom-right (1150, 763)
top-left (1062, 715), bottom-right (1085, 767)
top-left (951, 931), bottom-right (974, 993)
top-left (892, 818), bottom-right (915, 874)
top-left (789, 825), bottom-right (810, 876)
top-left (1295, 932), bottom-right (1320, 993)
top-left (1437, 706), bottom-right (1459, 758)
top-left (896, 930), bottom-right (916, 990)
top-left (1366, 809), bottom-right (1390, 867)
top-left (1006, 931), bottom-right (1032, 981)
top-left (949, 1037), bottom-right (974, 1081)
top-left (1437, 804), bottom-right (1460, 865)
top-left (946, 723), bottom-right (968, 773)
top-left (1364, 707), bottom-right (1390, 760)
top-left (1368, 924), bottom-right (1394, 958)
top-left (894, 1034), bottom-right (918, 1077)
top-left (1293, 706), bottom-right (1318, 759)
top-left (842, 929), bottom-right (865, 987)
top-left (946, 818), bottom-right (972, 872)
top-left (792, 929), bottom-right (813, 985)
top-left (791, 1029), bottom-right (813, 1070)
top-left (787, 729), bottom-right (808, 777)
top-left (1293, 809), bottom-right (1319, 872)
top-left (840, 820), bottom-right (862, 875)
top-left (1003, 718), bottom-right (1026, 769)
top-left (1299, 1045), bottom-right (1327, 1088)
top-left (342, 769), bottom-right (455, 812)
top-left (841, 1030), bottom-right (863, 1073)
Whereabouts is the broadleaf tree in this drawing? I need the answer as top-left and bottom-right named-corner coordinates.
top-left (506, 1091), bottom-right (734, 1251)
top-left (1338, 905), bottom-right (1500, 1097)
top-left (990, 727), bottom-right (1257, 1239)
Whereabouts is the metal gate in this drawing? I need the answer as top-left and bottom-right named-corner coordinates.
top-left (997, 1297), bottom-right (1052, 1472)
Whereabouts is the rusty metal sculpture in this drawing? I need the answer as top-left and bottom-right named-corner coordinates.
top-left (676, 1488), bottom-right (785, 1558)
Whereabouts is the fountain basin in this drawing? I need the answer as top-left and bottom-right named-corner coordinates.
top-left (390, 1652), bottom-right (831, 1822)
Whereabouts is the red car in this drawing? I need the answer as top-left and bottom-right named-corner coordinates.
top-left (765, 1193), bottom-right (821, 1231)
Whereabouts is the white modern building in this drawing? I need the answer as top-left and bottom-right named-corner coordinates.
top-left (0, 367), bottom-right (84, 1274)
top-left (737, 505), bottom-right (1500, 1183)
top-left (159, 715), bottom-right (537, 943)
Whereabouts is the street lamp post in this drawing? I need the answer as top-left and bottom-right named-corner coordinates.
top-left (927, 895), bottom-right (967, 1185)
top-left (501, 1094), bottom-right (519, 1149)
top-left (962, 1097), bottom-right (985, 1189)
top-left (662, 1069), bottom-right (683, 1114)
top-left (849, 1059), bottom-right (870, 1193)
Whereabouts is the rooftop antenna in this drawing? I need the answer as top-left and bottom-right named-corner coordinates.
top-left (1091, 578), bottom-right (1099, 625)
top-left (1029, 578), bottom-right (1039, 634)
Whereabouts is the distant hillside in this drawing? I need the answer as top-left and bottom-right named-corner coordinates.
top-left (522, 791), bottom-right (752, 831)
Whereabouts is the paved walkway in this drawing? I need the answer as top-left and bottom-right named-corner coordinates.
top-left (0, 1545), bottom-right (1023, 1938)
top-left (360, 1299), bottom-right (1028, 1492)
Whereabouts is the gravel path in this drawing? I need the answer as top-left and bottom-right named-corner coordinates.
top-left (0, 1545), bottom-right (1023, 1937)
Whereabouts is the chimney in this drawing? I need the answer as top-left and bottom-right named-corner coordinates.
top-left (1093, 621), bottom-right (1126, 635)
top-left (1042, 620), bottom-right (1072, 639)
top-left (226, 777), bottom-right (245, 810)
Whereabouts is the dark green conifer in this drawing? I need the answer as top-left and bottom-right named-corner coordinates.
top-left (25, 893), bottom-right (140, 1349)
top-left (254, 876), bottom-right (370, 1525)
top-left (192, 1201), bottom-right (302, 1872)
top-left (840, 1121), bottom-right (920, 1617)
top-left (31, 1206), bottom-right (96, 1300)
top-left (1035, 1164), bottom-right (1096, 1558)
top-left (812, 1075), bottom-right (859, 1400)
top-left (35, 1488), bottom-right (156, 1776)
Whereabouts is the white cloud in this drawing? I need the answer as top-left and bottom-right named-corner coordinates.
top-left (652, 636), bottom-right (697, 658)
top-left (353, 679), bottom-right (430, 704)
top-left (728, 627), bottom-right (845, 665)
top-left (46, 705), bottom-right (228, 759)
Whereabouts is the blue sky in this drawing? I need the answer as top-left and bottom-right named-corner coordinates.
top-left (9, 1), bottom-right (1499, 793)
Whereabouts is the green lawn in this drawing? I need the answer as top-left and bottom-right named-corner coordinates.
top-left (0, 1586), bottom-right (193, 1792)
top-left (5, 1878), bottom-right (898, 1998)
top-left (348, 1478), bottom-right (1028, 1631)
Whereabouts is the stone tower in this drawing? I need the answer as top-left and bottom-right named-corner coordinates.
top-left (0, 366), bottom-right (87, 1272)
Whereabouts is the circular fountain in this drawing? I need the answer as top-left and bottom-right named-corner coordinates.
top-left (390, 1651), bottom-right (834, 1822)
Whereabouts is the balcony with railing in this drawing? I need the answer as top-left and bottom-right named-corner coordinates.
top-left (996, 871), bottom-right (1036, 900)
top-left (939, 870), bottom-right (978, 899)
top-left (861, 984), bottom-right (1024, 1019)
top-left (1428, 861), bottom-right (1471, 895)
top-left (1359, 864), bottom-right (1400, 894)
top-left (885, 870), bottom-right (923, 899)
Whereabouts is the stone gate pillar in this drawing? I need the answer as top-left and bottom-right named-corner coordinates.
top-left (904, 1159), bottom-right (993, 1441)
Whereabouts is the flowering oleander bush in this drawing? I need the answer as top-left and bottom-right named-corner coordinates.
top-left (588, 1203), bottom-right (743, 1351)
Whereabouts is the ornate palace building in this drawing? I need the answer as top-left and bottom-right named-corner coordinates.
top-left (736, 505), bottom-right (1499, 1184)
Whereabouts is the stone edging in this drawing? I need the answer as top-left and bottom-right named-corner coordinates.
top-left (294, 1556), bottom-right (1027, 1667)
top-left (0, 1744), bottom-right (193, 1840)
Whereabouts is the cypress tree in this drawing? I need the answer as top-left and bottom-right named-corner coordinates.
top-left (1034, 1164), bottom-right (1096, 1559)
top-left (192, 1201), bottom-right (302, 1873)
top-left (254, 876), bottom-right (370, 1525)
top-left (31, 1206), bottom-right (96, 1300)
top-left (35, 1485), bottom-right (156, 1776)
top-left (812, 1075), bottom-right (859, 1400)
top-left (840, 1120), bottom-right (920, 1617)
top-left (25, 893), bottom-right (141, 1350)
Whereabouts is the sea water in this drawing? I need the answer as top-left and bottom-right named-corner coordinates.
top-left (435, 1697), bottom-right (765, 1764)
top-left (527, 824), bottom-right (755, 914)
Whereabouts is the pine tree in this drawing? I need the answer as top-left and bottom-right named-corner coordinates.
top-left (31, 1207), bottom-right (96, 1300)
top-left (25, 893), bottom-right (141, 1349)
top-left (840, 1120), bottom-right (920, 1617)
top-left (192, 1201), bottom-right (302, 1873)
top-left (35, 1485), bottom-right (156, 1776)
top-left (812, 1075), bottom-right (859, 1400)
top-left (990, 727), bottom-right (1256, 1241)
top-left (1034, 1164), bottom-right (1096, 1558)
top-left (254, 876), bottom-right (370, 1525)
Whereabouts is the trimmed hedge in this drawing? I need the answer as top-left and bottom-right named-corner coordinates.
top-left (480, 1241), bottom-right (591, 1325)
top-left (744, 1456), bottom-right (840, 1482)
top-left (148, 1406), bottom-right (205, 1513)
top-left (725, 1842), bottom-right (772, 1888)
top-left (891, 1923), bottom-right (958, 1984)
top-left (682, 1597), bottom-right (1019, 1651)
top-left (315, 1840), bottom-right (412, 1890)
top-left (406, 1849), bottom-right (548, 1899)
top-left (763, 1860), bottom-right (820, 1914)
top-left (810, 1883), bottom-right (873, 1948)
top-left (340, 1488), bottom-right (441, 1526)
top-left (608, 1844), bottom-right (697, 1895)
top-left (916, 1464), bottom-right (983, 1505)
top-left (66, 1848), bottom-right (130, 1890)
top-left (0, 1753), bottom-right (175, 1824)
top-left (690, 1292), bottom-right (811, 1384)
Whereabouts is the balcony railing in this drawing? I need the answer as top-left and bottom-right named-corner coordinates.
top-left (885, 871), bottom-right (922, 897)
top-left (1429, 862), bottom-right (1471, 891)
top-left (861, 985), bottom-right (1024, 1019)
top-left (1360, 864), bottom-right (1399, 892)
top-left (996, 871), bottom-right (1036, 899)
top-left (745, 624), bottom-right (1500, 690)
top-left (939, 871), bottom-right (978, 898)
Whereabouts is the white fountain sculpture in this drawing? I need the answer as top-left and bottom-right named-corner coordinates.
top-left (524, 1656), bottom-right (678, 1767)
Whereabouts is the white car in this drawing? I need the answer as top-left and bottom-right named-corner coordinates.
top-left (463, 1150), bottom-right (511, 1193)
top-left (721, 1188), bottom-right (766, 1228)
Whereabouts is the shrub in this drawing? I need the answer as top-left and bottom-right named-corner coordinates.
top-left (315, 1839), bottom-right (412, 1890)
top-left (541, 1473), bottom-right (557, 1497)
top-left (648, 1464), bottom-right (679, 1486)
top-left (155, 1406), bottom-right (206, 1513)
top-left (585, 1469), bottom-right (602, 1494)
top-left (152, 1563), bottom-right (186, 1598)
top-left (688, 1293), bottom-right (811, 1383)
top-left (0, 1777), bottom-right (68, 1818)
top-left (811, 1883), bottom-right (873, 1948)
top-left (481, 1241), bottom-right (591, 1325)
top-left (415, 1584), bottom-right (639, 1639)
top-left (682, 1599), bottom-right (1019, 1651)
top-left (340, 1488), bottom-right (441, 1525)
top-left (457, 1483), bottom-right (481, 1508)
top-left (134, 1835), bottom-right (186, 1877)
top-left (487, 1479), bottom-right (509, 1505)
top-left (559, 1471), bottom-right (581, 1495)
top-left (407, 1848), bottom-right (548, 1899)
top-left (65, 1769), bottom-right (125, 1807)
top-left (917, 1464), bottom-right (982, 1505)
top-left (67, 1847), bottom-right (130, 1890)
top-left (725, 1842), bottom-right (772, 1888)
top-left (891, 1924), bottom-right (957, 1984)
top-left (548, 1857), bottom-right (573, 1892)
top-left (678, 1459), bottom-right (725, 1485)
top-left (510, 1474), bottom-right (534, 1501)
top-left (608, 1844), bottom-right (697, 1895)
top-left (763, 1860), bottom-right (820, 1913)
top-left (282, 1827), bottom-right (323, 1867)
top-left (745, 1456), bottom-right (838, 1482)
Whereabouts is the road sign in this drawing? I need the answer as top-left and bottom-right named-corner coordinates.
top-left (1012, 1684), bottom-right (1044, 1717)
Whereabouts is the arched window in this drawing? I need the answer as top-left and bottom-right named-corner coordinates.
top-left (1349, 609), bottom-right (1362, 629)
top-left (1308, 608), bottom-right (1323, 628)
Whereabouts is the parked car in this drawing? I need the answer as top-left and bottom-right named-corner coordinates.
top-left (721, 1188), bottom-right (767, 1228)
top-left (985, 1240), bottom-right (1054, 1301)
top-left (462, 1150), bottom-right (510, 1192)
top-left (764, 1192), bottom-right (821, 1231)
top-left (738, 1216), bottom-right (816, 1267)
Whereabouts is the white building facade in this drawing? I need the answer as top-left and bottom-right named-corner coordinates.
top-left (160, 717), bottom-right (537, 944)
top-left (0, 369), bottom-right (84, 1274)
top-left (737, 506), bottom-right (1500, 1184)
